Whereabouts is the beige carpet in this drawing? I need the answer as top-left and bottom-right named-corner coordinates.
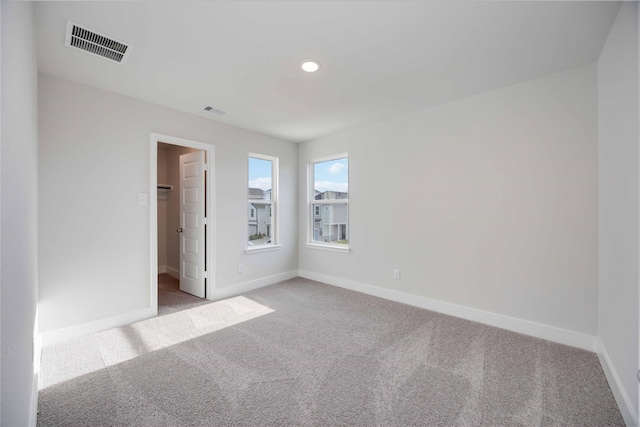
top-left (157, 273), bottom-right (208, 316)
top-left (37, 277), bottom-right (624, 426)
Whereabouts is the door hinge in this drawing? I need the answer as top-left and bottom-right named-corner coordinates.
top-left (203, 163), bottom-right (208, 171)
top-left (203, 271), bottom-right (208, 279)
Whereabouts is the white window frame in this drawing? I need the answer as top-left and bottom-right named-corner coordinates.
top-left (247, 153), bottom-right (280, 254)
top-left (307, 153), bottom-right (350, 254)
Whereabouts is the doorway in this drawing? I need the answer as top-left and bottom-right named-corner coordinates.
top-left (150, 133), bottom-right (215, 315)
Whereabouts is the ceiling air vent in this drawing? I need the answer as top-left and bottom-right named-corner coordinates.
top-left (203, 106), bottom-right (226, 116)
top-left (65, 21), bottom-right (132, 64)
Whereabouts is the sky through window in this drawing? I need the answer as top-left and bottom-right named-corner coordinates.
top-left (314, 158), bottom-right (348, 193)
top-left (248, 157), bottom-right (272, 191)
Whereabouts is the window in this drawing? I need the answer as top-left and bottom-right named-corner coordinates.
top-left (309, 155), bottom-right (349, 251)
top-left (248, 154), bottom-right (278, 251)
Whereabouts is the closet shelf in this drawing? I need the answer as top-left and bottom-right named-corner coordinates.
top-left (157, 184), bottom-right (173, 200)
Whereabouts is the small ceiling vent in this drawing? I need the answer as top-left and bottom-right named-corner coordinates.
top-left (65, 21), bottom-right (131, 64)
top-left (203, 106), bottom-right (226, 115)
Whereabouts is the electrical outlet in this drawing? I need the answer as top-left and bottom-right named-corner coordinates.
top-left (393, 269), bottom-right (401, 280)
top-left (238, 263), bottom-right (245, 273)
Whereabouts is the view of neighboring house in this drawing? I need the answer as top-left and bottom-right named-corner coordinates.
top-left (248, 188), bottom-right (272, 239)
top-left (313, 190), bottom-right (348, 243)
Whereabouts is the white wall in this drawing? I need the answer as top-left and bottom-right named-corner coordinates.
top-left (597, 2), bottom-right (639, 423)
top-left (1, 2), bottom-right (40, 425)
top-left (299, 64), bottom-right (598, 336)
top-left (38, 74), bottom-right (298, 334)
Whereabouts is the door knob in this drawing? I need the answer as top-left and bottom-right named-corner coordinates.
top-left (177, 227), bottom-right (184, 233)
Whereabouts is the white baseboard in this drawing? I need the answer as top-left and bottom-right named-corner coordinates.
top-left (29, 372), bottom-right (38, 427)
top-left (298, 270), bottom-right (598, 352)
top-left (165, 266), bottom-right (180, 279)
top-left (40, 306), bottom-right (157, 347)
top-left (209, 270), bottom-right (298, 301)
top-left (30, 307), bottom-right (41, 426)
top-left (158, 265), bottom-right (167, 274)
top-left (597, 339), bottom-right (638, 427)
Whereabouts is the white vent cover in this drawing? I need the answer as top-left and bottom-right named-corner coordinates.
top-left (65, 21), bottom-right (131, 64)
top-left (202, 106), bottom-right (226, 115)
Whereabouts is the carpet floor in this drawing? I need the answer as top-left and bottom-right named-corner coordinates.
top-left (37, 277), bottom-right (624, 426)
top-left (157, 273), bottom-right (209, 316)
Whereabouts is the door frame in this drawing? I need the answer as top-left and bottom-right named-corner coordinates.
top-left (150, 133), bottom-right (216, 313)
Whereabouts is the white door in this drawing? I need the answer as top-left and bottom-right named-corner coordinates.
top-left (179, 151), bottom-right (206, 298)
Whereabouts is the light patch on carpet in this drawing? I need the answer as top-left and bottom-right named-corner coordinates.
top-left (39, 296), bottom-right (273, 389)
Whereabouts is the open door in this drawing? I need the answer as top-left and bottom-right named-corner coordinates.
top-left (179, 151), bottom-right (206, 298)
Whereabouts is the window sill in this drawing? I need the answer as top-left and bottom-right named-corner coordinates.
top-left (246, 244), bottom-right (282, 255)
top-left (305, 243), bottom-right (351, 254)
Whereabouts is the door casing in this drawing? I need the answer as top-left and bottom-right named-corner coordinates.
top-left (150, 133), bottom-right (215, 313)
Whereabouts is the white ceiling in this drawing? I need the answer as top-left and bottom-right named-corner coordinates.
top-left (35, 1), bottom-right (621, 143)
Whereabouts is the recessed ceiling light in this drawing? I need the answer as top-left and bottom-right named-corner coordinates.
top-left (301, 59), bottom-right (320, 73)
